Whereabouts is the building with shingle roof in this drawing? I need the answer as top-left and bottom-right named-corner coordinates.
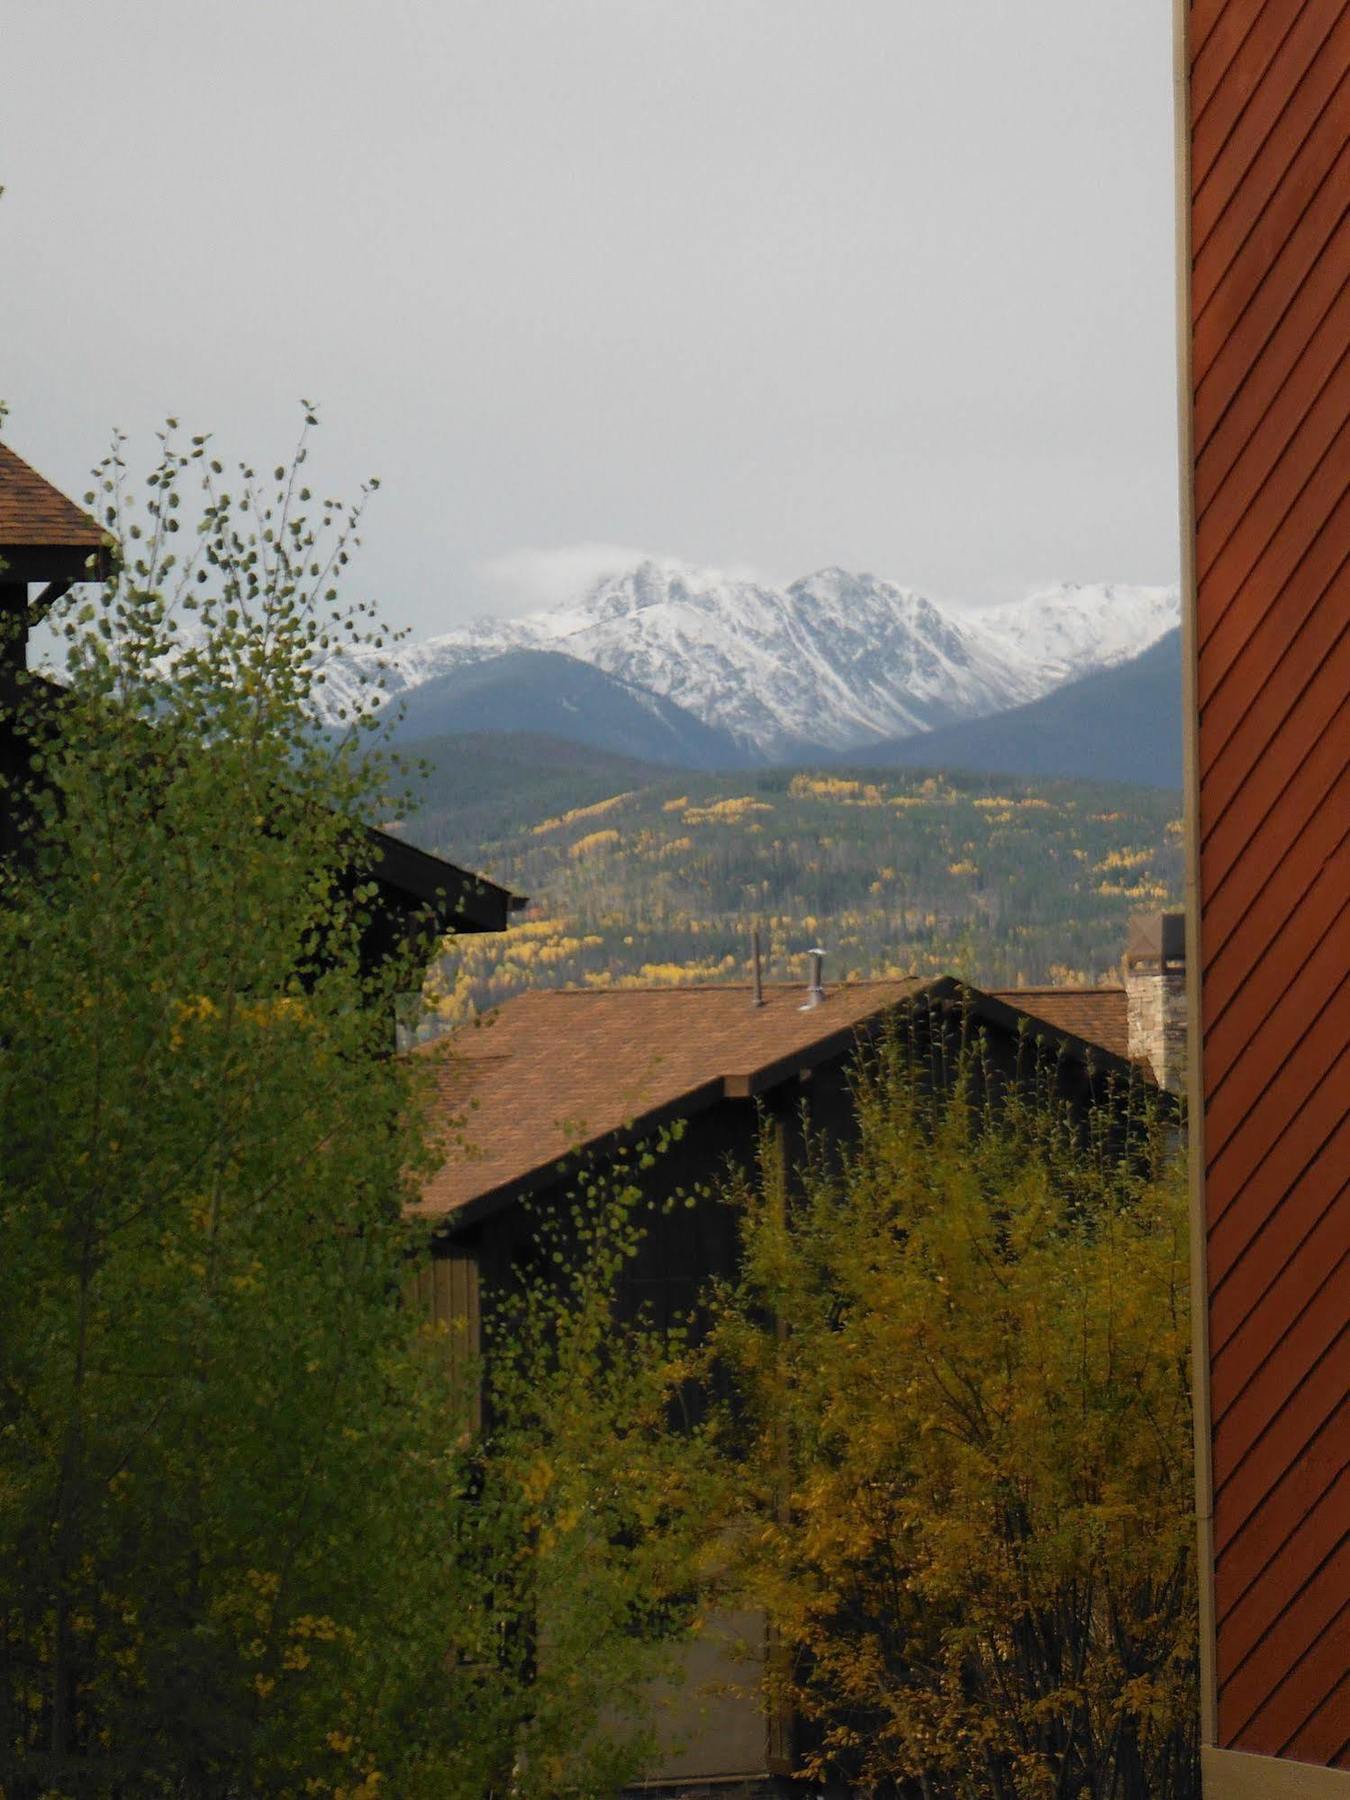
top-left (989, 983), bottom-right (1128, 1062)
top-left (0, 435), bottom-right (522, 945)
top-left (414, 972), bottom-right (1151, 1229)
top-left (410, 963), bottom-right (1165, 1791)
top-left (0, 442), bottom-right (110, 585)
top-left (414, 976), bottom-right (929, 1221)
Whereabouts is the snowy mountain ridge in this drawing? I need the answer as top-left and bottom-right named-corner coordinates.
top-left (318, 558), bottom-right (1180, 758)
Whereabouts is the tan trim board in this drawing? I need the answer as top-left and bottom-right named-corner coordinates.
top-left (1173, 0), bottom-right (1219, 1751)
top-left (1203, 1748), bottom-right (1350, 1798)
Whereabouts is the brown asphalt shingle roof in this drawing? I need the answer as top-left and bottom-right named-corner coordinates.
top-left (412, 979), bottom-right (931, 1219)
top-left (988, 986), bottom-right (1129, 1061)
top-left (414, 978), bottom-right (1146, 1224)
top-left (0, 443), bottom-right (106, 550)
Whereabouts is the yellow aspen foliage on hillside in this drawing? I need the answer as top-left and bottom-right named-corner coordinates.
top-left (568, 828), bottom-right (621, 859)
top-left (680, 796), bottom-right (773, 824)
top-left (786, 775), bottom-right (886, 805)
top-left (408, 765), bottom-right (1184, 1039)
top-left (1098, 879), bottom-right (1171, 900)
top-left (531, 790), bottom-right (635, 835)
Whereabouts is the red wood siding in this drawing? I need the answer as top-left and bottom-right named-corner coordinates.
top-left (1187, 0), bottom-right (1350, 1769)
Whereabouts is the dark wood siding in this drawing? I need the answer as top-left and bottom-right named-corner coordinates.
top-left (407, 1246), bottom-right (481, 1416)
top-left (1186, 0), bottom-right (1350, 1769)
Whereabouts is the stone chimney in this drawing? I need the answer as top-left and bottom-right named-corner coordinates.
top-left (1124, 911), bottom-right (1187, 1093)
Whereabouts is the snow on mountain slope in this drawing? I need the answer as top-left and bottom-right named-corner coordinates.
top-left (533, 561), bottom-right (1034, 754)
top-left (318, 558), bottom-right (1179, 757)
top-left (974, 582), bottom-right (1181, 689)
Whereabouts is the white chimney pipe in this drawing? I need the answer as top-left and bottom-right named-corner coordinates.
top-left (801, 947), bottom-right (826, 1010)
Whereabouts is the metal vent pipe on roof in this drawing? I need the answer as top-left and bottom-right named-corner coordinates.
top-left (802, 947), bottom-right (825, 1009)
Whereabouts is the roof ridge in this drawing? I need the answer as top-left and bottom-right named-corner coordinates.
top-left (517, 976), bottom-right (924, 997)
top-left (992, 983), bottom-right (1125, 994)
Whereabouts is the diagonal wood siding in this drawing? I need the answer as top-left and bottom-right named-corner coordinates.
top-left (1186, 0), bottom-right (1350, 1770)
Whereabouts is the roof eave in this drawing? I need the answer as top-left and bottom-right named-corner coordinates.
top-left (364, 824), bottom-right (524, 934)
top-left (0, 543), bottom-right (114, 585)
top-left (957, 984), bottom-right (1162, 1094)
top-left (422, 974), bottom-right (1167, 1237)
top-left (423, 1075), bottom-right (730, 1234)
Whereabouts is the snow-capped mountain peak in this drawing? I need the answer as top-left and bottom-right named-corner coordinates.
top-left (976, 581), bottom-right (1181, 688)
top-left (319, 559), bottom-right (1180, 758)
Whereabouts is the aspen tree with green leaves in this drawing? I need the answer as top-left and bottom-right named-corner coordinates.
top-left (0, 423), bottom-right (716, 1799)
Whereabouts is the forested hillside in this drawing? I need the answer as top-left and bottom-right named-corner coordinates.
top-left (858, 630), bottom-right (1183, 787)
top-left (386, 731), bottom-right (667, 846)
top-left (385, 650), bottom-right (753, 766)
top-left (403, 750), bottom-right (1184, 1033)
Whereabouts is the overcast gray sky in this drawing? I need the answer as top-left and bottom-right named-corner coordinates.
top-left (4, 0), bottom-right (1181, 632)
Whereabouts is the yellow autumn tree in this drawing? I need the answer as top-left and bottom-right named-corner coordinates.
top-left (708, 1029), bottom-right (1198, 1799)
